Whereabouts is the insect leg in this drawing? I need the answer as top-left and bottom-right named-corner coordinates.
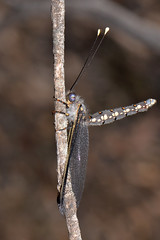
top-left (53, 96), bottom-right (68, 107)
top-left (52, 110), bottom-right (69, 116)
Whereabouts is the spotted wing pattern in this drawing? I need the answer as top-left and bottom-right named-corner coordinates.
top-left (88, 98), bottom-right (156, 126)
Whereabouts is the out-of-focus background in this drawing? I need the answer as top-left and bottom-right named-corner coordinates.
top-left (0, 0), bottom-right (159, 239)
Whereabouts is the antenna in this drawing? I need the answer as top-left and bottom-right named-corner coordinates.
top-left (69, 27), bottom-right (110, 92)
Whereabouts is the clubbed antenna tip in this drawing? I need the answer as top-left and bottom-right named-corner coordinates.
top-left (97, 27), bottom-right (110, 36)
top-left (105, 27), bottom-right (110, 35)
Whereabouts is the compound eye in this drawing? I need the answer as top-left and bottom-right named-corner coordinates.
top-left (69, 93), bottom-right (76, 102)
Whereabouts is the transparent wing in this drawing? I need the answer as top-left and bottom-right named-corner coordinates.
top-left (58, 105), bottom-right (89, 213)
top-left (89, 98), bottom-right (156, 126)
top-left (69, 114), bottom-right (89, 208)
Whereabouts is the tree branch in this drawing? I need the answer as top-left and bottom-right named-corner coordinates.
top-left (51, 0), bottom-right (67, 196)
top-left (51, 1), bottom-right (82, 239)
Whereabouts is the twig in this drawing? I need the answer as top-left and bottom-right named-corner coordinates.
top-left (51, 0), bottom-right (82, 239)
top-left (51, 0), bottom-right (67, 194)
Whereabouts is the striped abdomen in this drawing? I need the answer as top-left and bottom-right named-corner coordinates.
top-left (89, 99), bottom-right (156, 126)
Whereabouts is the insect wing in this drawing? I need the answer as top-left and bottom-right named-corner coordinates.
top-left (58, 105), bottom-right (89, 213)
top-left (69, 109), bottom-right (89, 208)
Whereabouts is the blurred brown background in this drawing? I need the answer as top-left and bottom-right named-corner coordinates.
top-left (0, 0), bottom-right (159, 239)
